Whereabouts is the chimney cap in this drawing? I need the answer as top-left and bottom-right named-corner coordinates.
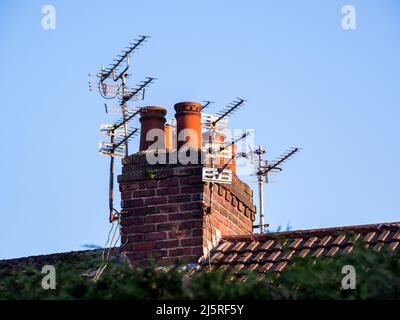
top-left (140, 106), bottom-right (167, 116)
top-left (140, 106), bottom-right (167, 117)
top-left (174, 101), bottom-right (202, 113)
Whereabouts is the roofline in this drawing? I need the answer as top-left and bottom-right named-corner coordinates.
top-left (2, 222), bottom-right (399, 262)
top-left (222, 221), bottom-right (400, 242)
top-left (0, 249), bottom-right (104, 264)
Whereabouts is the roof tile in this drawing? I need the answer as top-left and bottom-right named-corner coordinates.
top-left (232, 264), bottom-right (245, 272)
top-left (237, 251), bottom-right (253, 264)
top-left (281, 250), bottom-right (296, 261)
top-left (332, 234), bottom-right (346, 246)
top-left (260, 262), bottom-right (274, 272)
top-left (312, 247), bottom-right (325, 258)
top-left (247, 263), bottom-right (259, 272)
top-left (231, 241), bottom-right (247, 252)
top-left (299, 249), bottom-right (310, 258)
top-left (245, 241), bottom-right (260, 251)
top-left (327, 246), bottom-right (340, 257)
top-left (273, 239), bottom-right (288, 250)
top-left (266, 251), bottom-right (281, 262)
top-left (303, 236), bottom-right (318, 249)
top-left (389, 241), bottom-right (399, 251)
top-left (288, 238), bottom-right (303, 249)
top-left (344, 245), bottom-right (353, 253)
top-left (348, 233), bottom-right (362, 244)
top-left (392, 231), bottom-right (400, 241)
top-left (251, 251), bottom-right (266, 263)
top-left (209, 252), bottom-right (224, 264)
top-left (259, 239), bottom-right (275, 251)
top-left (224, 252), bottom-right (238, 263)
top-left (364, 231), bottom-right (377, 243)
top-left (319, 235), bottom-right (333, 247)
top-left (274, 261), bottom-right (288, 273)
top-left (374, 242), bottom-right (384, 251)
top-left (377, 230), bottom-right (391, 242)
top-left (215, 241), bottom-right (232, 252)
top-left (201, 222), bottom-right (400, 274)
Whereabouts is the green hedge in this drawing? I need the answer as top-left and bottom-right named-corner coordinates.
top-left (1, 245), bottom-right (399, 300)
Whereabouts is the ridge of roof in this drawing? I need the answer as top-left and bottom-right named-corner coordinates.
top-left (222, 221), bottom-right (400, 242)
top-left (0, 249), bottom-right (103, 264)
top-left (2, 221), bottom-right (399, 278)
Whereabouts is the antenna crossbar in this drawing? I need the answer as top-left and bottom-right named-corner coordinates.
top-left (213, 131), bottom-right (250, 155)
top-left (122, 77), bottom-right (156, 103)
top-left (112, 128), bottom-right (139, 151)
top-left (201, 100), bottom-right (213, 111)
top-left (101, 35), bottom-right (149, 82)
top-left (259, 147), bottom-right (300, 175)
top-left (101, 109), bottom-right (142, 135)
top-left (212, 98), bottom-right (245, 127)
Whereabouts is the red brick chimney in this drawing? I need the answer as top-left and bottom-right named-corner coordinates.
top-left (118, 102), bottom-right (255, 266)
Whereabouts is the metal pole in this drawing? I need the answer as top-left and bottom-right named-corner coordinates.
top-left (208, 131), bottom-right (215, 213)
top-left (121, 73), bottom-right (129, 157)
top-left (109, 133), bottom-right (115, 222)
top-left (258, 178), bottom-right (264, 234)
top-left (255, 146), bottom-right (266, 234)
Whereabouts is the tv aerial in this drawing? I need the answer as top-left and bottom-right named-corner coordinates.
top-left (200, 100), bottom-right (214, 111)
top-left (202, 131), bottom-right (252, 185)
top-left (89, 35), bottom-right (156, 222)
top-left (201, 98), bottom-right (251, 213)
top-left (254, 146), bottom-right (301, 234)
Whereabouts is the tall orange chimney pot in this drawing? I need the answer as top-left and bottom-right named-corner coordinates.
top-left (139, 106), bottom-right (167, 151)
top-left (174, 102), bottom-right (202, 150)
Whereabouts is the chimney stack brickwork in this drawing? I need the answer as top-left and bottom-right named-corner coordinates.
top-left (118, 154), bottom-right (256, 266)
top-left (118, 102), bottom-right (256, 266)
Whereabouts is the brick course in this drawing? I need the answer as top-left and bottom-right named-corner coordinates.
top-left (118, 152), bottom-right (256, 266)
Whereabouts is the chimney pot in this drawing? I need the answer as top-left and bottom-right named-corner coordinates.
top-left (164, 124), bottom-right (174, 150)
top-left (139, 106), bottom-right (167, 152)
top-left (174, 102), bottom-right (202, 150)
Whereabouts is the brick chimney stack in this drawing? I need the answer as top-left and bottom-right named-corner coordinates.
top-left (118, 101), bottom-right (256, 266)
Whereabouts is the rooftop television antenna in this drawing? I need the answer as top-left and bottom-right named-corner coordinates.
top-left (201, 98), bottom-right (249, 213)
top-left (212, 97), bottom-right (246, 127)
top-left (89, 35), bottom-right (156, 222)
top-left (254, 146), bottom-right (300, 234)
top-left (200, 100), bottom-right (214, 111)
top-left (200, 98), bottom-right (251, 259)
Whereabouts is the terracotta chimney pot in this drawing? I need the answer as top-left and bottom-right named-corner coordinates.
top-left (139, 106), bottom-right (167, 151)
top-left (174, 102), bottom-right (202, 150)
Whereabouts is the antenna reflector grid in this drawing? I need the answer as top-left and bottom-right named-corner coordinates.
top-left (98, 142), bottom-right (126, 158)
top-left (202, 167), bottom-right (232, 184)
top-left (201, 113), bottom-right (228, 130)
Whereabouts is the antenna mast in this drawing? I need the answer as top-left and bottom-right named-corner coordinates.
top-left (254, 147), bottom-right (300, 233)
top-left (254, 146), bottom-right (266, 234)
top-left (89, 35), bottom-right (156, 222)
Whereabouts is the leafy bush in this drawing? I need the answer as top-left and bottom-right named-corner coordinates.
top-left (0, 245), bottom-right (399, 300)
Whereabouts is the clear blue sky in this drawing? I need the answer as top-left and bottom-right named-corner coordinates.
top-left (1, 0), bottom-right (399, 259)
